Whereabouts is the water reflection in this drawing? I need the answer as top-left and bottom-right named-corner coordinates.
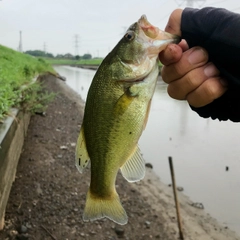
top-left (54, 65), bottom-right (240, 235)
top-left (54, 66), bottom-right (95, 101)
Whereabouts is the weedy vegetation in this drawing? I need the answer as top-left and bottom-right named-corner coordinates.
top-left (0, 45), bottom-right (55, 123)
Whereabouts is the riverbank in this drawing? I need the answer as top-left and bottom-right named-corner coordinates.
top-left (0, 74), bottom-right (239, 240)
top-left (0, 45), bottom-right (54, 123)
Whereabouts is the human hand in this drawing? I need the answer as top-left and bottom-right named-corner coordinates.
top-left (159, 9), bottom-right (228, 108)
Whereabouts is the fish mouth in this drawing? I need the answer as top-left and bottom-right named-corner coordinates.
top-left (138, 15), bottom-right (160, 39)
top-left (117, 15), bottom-right (181, 85)
top-left (138, 15), bottom-right (181, 45)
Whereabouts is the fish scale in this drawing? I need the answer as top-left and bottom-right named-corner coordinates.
top-left (75, 15), bottom-right (180, 225)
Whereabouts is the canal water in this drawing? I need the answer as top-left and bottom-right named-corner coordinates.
top-left (54, 65), bottom-right (240, 234)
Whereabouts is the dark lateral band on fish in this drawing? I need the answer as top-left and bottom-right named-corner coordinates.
top-left (75, 14), bottom-right (180, 225)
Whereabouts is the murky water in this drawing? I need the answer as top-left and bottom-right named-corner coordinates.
top-left (54, 65), bottom-right (240, 234)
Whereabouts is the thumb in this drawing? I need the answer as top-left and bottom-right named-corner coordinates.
top-left (165, 9), bottom-right (183, 36)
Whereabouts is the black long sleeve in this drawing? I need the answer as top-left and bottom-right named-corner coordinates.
top-left (181, 7), bottom-right (240, 122)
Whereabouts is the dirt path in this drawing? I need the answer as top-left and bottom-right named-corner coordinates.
top-left (0, 74), bottom-right (239, 240)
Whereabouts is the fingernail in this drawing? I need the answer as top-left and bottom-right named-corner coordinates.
top-left (204, 64), bottom-right (218, 77)
top-left (188, 48), bottom-right (206, 64)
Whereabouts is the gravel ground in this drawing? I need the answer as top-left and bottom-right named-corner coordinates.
top-left (0, 74), bottom-right (239, 240)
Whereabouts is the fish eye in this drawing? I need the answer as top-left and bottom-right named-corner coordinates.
top-left (124, 31), bottom-right (135, 41)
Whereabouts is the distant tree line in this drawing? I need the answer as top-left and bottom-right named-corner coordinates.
top-left (25, 50), bottom-right (92, 60)
top-left (25, 50), bottom-right (54, 58)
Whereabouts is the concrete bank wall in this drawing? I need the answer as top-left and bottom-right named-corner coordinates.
top-left (0, 109), bottom-right (31, 230)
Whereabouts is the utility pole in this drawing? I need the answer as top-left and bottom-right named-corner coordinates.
top-left (43, 42), bottom-right (47, 54)
top-left (74, 34), bottom-right (79, 56)
top-left (18, 31), bottom-right (23, 53)
top-left (175, 0), bottom-right (205, 7)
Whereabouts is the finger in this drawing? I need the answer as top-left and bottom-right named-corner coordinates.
top-left (186, 77), bottom-right (228, 107)
top-left (165, 9), bottom-right (183, 35)
top-left (159, 44), bottom-right (183, 65)
top-left (167, 63), bottom-right (220, 100)
top-left (162, 47), bottom-right (209, 83)
top-left (178, 39), bottom-right (189, 52)
top-left (159, 40), bottom-right (189, 66)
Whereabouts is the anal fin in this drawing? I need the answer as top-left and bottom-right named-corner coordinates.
top-left (75, 125), bottom-right (90, 173)
top-left (120, 146), bottom-right (145, 182)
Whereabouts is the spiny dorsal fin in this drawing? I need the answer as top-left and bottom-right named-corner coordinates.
top-left (75, 125), bottom-right (90, 173)
top-left (120, 146), bottom-right (145, 182)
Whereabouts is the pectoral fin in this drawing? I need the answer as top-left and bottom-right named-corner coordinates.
top-left (120, 146), bottom-right (145, 182)
top-left (75, 125), bottom-right (90, 173)
top-left (114, 83), bottom-right (143, 116)
top-left (113, 92), bottom-right (134, 116)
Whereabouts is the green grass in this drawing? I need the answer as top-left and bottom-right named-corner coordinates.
top-left (43, 57), bottom-right (103, 66)
top-left (0, 45), bottom-right (55, 122)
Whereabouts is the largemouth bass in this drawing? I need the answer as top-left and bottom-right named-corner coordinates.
top-left (76, 15), bottom-right (179, 225)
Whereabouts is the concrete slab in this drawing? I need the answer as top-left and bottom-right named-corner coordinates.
top-left (0, 110), bottom-right (30, 230)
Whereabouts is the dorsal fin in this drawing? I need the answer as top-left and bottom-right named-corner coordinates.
top-left (75, 125), bottom-right (90, 173)
top-left (120, 146), bottom-right (145, 182)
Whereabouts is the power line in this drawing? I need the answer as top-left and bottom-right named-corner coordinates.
top-left (231, 6), bottom-right (240, 11)
top-left (157, 0), bottom-right (206, 24)
top-left (208, 0), bottom-right (227, 6)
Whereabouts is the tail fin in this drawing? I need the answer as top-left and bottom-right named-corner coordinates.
top-left (83, 190), bottom-right (128, 225)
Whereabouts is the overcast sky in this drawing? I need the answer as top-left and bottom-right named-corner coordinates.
top-left (0, 0), bottom-right (239, 57)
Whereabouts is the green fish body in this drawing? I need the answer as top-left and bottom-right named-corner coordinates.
top-left (76, 15), bottom-right (179, 225)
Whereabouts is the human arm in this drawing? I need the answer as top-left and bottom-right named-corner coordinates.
top-left (159, 7), bottom-right (240, 122)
